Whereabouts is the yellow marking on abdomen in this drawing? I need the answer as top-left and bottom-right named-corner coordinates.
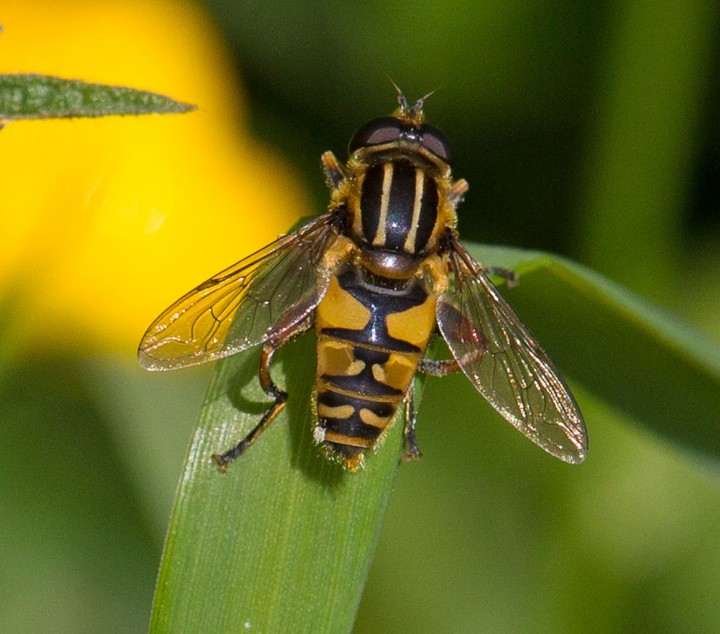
top-left (377, 352), bottom-right (418, 392)
top-left (317, 403), bottom-right (355, 420)
top-left (317, 338), bottom-right (365, 377)
top-left (316, 380), bottom-right (400, 403)
top-left (316, 276), bottom-right (370, 332)
top-left (371, 363), bottom-right (386, 384)
top-left (323, 431), bottom-right (374, 449)
top-left (385, 296), bottom-right (437, 349)
top-left (359, 408), bottom-right (391, 428)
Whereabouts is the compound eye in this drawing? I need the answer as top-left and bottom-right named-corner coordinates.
top-left (420, 124), bottom-right (453, 163)
top-left (348, 117), bottom-right (402, 153)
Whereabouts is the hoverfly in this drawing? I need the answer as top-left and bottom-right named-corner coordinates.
top-left (138, 89), bottom-right (587, 471)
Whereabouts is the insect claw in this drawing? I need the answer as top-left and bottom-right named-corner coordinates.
top-left (402, 447), bottom-right (422, 462)
top-left (486, 266), bottom-right (519, 288)
top-left (212, 454), bottom-right (229, 473)
top-left (343, 454), bottom-right (365, 472)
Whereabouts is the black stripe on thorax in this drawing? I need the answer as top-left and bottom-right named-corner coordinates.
top-left (359, 159), bottom-right (438, 255)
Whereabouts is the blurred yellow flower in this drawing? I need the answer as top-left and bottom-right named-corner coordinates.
top-left (0, 0), bottom-right (308, 355)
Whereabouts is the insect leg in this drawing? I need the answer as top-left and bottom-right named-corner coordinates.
top-left (402, 380), bottom-right (422, 462)
top-left (408, 334), bottom-right (484, 461)
top-left (402, 356), bottom-right (464, 462)
top-left (321, 151), bottom-right (346, 189)
top-left (211, 343), bottom-right (287, 471)
top-left (417, 357), bottom-right (460, 376)
top-left (420, 348), bottom-right (486, 376)
top-left (429, 297), bottom-right (488, 373)
top-left (448, 178), bottom-right (469, 207)
top-left (212, 316), bottom-right (314, 472)
top-left (485, 266), bottom-right (518, 287)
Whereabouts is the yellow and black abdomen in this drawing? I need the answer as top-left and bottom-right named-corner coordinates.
top-left (315, 263), bottom-right (436, 469)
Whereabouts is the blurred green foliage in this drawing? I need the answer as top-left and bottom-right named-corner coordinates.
top-left (2, 0), bottom-right (720, 632)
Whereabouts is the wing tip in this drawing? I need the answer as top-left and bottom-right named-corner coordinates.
top-left (560, 449), bottom-right (587, 465)
top-left (555, 439), bottom-right (588, 464)
top-left (137, 348), bottom-right (163, 371)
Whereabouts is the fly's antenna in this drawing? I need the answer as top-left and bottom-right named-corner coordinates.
top-left (385, 75), bottom-right (437, 123)
top-left (385, 75), bottom-right (410, 113)
top-left (407, 89), bottom-right (436, 120)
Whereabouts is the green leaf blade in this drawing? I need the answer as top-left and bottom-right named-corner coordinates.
top-left (150, 333), bottom-right (404, 633)
top-left (0, 73), bottom-right (195, 121)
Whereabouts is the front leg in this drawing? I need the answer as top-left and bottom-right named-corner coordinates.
top-left (321, 151), bottom-right (346, 189)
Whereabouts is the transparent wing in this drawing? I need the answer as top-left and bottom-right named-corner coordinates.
top-left (138, 213), bottom-right (338, 370)
top-left (436, 239), bottom-right (588, 463)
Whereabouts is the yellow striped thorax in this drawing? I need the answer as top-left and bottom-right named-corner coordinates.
top-left (330, 98), bottom-right (459, 281)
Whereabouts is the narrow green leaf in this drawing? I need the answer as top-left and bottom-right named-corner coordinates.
top-left (0, 74), bottom-right (195, 122)
top-left (150, 333), bottom-right (406, 633)
top-left (149, 243), bottom-right (720, 633)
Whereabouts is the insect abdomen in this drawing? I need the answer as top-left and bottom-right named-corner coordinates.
top-left (315, 264), bottom-right (436, 469)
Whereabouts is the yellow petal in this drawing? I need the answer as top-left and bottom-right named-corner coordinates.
top-left (0, 0), bottom-right (309, 353)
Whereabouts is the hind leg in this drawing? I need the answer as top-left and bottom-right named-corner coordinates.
top-left (402, 380), bottom-right (421, 462)
top-left (402, 357), bottom-right (464, 462)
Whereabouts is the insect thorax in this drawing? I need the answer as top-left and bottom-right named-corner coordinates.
top-left (344, 150), bottom-right (452, 280)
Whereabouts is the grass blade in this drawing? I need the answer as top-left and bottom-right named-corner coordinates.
top-left (150, 333), bottom-right (405, 633)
